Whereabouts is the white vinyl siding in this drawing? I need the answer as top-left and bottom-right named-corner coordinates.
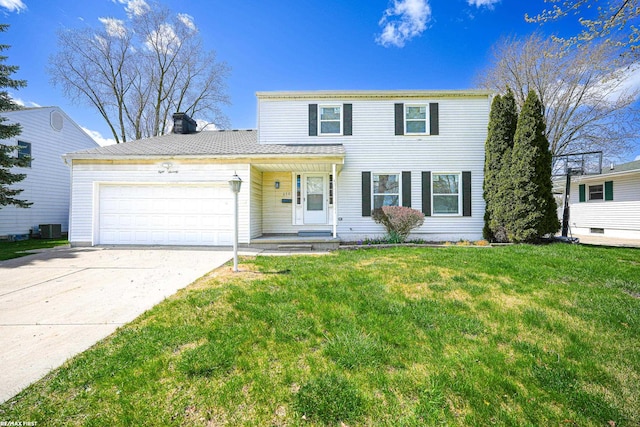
top-left (250, 167), bottom-right (263, 239)
top-left (568, 173), bottom-right (640, 239)
top-left (255, 94), bottom-right (490, 241)
top-left (0, 108), bottom-right (99, 237)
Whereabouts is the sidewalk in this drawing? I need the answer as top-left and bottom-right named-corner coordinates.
top-left (571, 234), bottom-right (640, 248)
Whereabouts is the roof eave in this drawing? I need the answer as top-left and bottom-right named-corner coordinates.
top-left (255, 89), bottom-right (494, 100)
top-left (64, 152), bottom-right (346, 162)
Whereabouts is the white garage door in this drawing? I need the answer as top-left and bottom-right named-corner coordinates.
top-left (98, 184), bottom-right (233, 245)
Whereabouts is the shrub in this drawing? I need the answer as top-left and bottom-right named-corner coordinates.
top-left (294, 373), bottom-right (364, 424)
top-left (372, 206), bottom-right (425, 243)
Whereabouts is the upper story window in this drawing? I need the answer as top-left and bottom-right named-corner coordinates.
top-left (17, 141), bottom-right (31, 167)
top-left (309, 103), bottom-right (352, 137)
top-left (405, 105), bottom-right (428, 134)
top-left (395, 102), bottom-right (439, 136)
top-left (588, 184), bottom-right (603, 201)
top-left (432, 173), bottom-right (460, 215)
top-left (373, 173), bottom-right (400, 209)
top-left (319, 105), bottom-right (342, 135)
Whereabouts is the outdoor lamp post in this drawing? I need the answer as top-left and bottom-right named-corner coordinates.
top-left (228, 173), bottom-right (242, 272)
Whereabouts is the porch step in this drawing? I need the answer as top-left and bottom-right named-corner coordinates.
top-left (277, 244), bottom-right (314, 251)
top-left (298, 230), bottom-right (333, 237)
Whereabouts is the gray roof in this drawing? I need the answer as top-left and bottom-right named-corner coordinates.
top-left (66, 130), bottom-right (345, 159)
top-left (601, 159), bottom-right (640, 175)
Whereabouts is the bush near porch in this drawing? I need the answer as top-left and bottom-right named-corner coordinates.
top-left (1, 244), bottom-right (638, 426)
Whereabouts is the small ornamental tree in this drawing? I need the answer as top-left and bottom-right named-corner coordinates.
top-left (508, 90), bottom-right (559, 242)
top-left (372, 206), bottom-right (425, 243)
top-left (0, 24), bottom-right (30, 209)
top-left (483, 89), bottom-right (518, 242)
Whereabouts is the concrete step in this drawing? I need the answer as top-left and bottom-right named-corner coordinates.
top-left (276, 244), bottom-right (314, 251)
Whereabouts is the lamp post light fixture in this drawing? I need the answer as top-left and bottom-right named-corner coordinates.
top-left (228, 173), bottom-right (242, 272)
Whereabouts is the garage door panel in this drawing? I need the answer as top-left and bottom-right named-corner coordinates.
top-left (99, 184), bottom-right (234, 246)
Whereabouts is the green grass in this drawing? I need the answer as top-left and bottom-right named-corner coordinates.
top-left (0, 238), bottom-right (68, 261)
top-left (1, 244), bottom-right (639, 426)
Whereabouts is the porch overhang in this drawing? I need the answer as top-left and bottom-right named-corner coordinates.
top-left (250, 155), bottom-right (344, 173)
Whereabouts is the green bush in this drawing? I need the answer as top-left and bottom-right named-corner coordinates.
top-left (372, 206), bottom-right (425, 243)
top-left (294, 373), bottom-right (364, 424)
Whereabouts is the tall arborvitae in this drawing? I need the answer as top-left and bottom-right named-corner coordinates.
top-left (508, 90), bottom-right (559, 242)
top-left (0, 24), bottom-right (30, 209)
top-left (483, 89), bottom-right (517, 242)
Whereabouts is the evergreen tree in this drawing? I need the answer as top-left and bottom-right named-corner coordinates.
top-left (0, 24), bottom-right (30, 209)
top-left (508, 90), bottom-right (559, 242)
top-left (483, 89), bottom-right (517, 242)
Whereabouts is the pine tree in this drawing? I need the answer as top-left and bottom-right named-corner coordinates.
top-left (483, 89), bottom-right (517, 242)
top-left (0, 24), bottom-right (30, 209)
top-left (508, 90), bottom-right (559, 242)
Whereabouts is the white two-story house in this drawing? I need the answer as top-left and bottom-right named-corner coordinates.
top-left (64, 90), bottom-right (491, 247)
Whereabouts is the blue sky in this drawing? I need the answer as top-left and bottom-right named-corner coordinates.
top-left (2, 0), bottom-right (639, 160)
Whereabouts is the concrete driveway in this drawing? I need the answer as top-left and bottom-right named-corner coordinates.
top-left (0, 246), bottom-right (232, 403)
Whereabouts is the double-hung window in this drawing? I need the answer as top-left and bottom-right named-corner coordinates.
top-left (405, 105), bottom-right (428, 134)
top-left (432, 173), bottom-right (460, 215)
top-left (319, 105), bottom-right (342, 135)
top-left (588, 184), bottom-right (603, 201)
top-left (17, 141), bottom-right (31, 167)
top-left (373, 173), bottom-right (400, 209)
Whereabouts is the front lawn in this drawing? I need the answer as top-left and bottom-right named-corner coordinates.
top-left (1, 244), bottom-right (638, 426)
top-left (0, 238), bottom-right (68, 261)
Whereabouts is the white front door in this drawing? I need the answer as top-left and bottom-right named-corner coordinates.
top-left (303, 174), bottom-right (327, 224)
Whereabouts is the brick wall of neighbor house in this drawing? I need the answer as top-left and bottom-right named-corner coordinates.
top-left (0, 108), bottom-right (98, 237)
top-left (257, 92), bottom-right (491, 241)
top-left (568, 173), bottom-right (640, 239)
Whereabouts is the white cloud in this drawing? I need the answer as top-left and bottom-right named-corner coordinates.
top-left (177, 13), bottom-right (196, 32)
top-left (113, 0), bottom-right (149, 17)
top-left (635, 155), bottom-right (640, 161)
top-left (467, 0), bottom-right (501, 7)
top-left (81, 127), bottom-right (117, 146)
top-left (0, 0), bottom-right (26, 13)
top-left (99, 17), bottom-right (127, 38)
top-left (376, 0), bottom-right (431, 48)
top-left (146, 23), bottom-right (178, 54)
top-left (10, 96), bottom-right (40, 108)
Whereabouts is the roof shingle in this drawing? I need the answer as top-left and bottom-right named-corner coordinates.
top-left (66, 130), bottom-right (345, 159)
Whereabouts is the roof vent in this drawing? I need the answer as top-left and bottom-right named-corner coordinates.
top-left (172, 112), bottom-right (197, 134)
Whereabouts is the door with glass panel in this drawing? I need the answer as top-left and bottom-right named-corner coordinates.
top-left (303, 174), bottom-right (327, 224)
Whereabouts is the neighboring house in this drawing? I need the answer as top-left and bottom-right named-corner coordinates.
top-left (564, 159), bottom-right (640, 240)
top-left (64, 90), bottom-right (491, 247)
top-left (0, 107), bottom-right (99, 238)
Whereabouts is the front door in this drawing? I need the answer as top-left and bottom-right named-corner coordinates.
top-left (304, 174), bottom-right (327, 224)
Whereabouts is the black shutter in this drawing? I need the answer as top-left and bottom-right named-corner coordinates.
top-left (402, 171), bottom-right (411, 207)
top-left (309, 104), bottom-right (318, 136)
top-left (362, 171), bottom-right (372, 217)
top-left (605, 181), bottom-right (614, 201)
top-left (422, 171), bottom-right (431, 216)
top-left (429, 103), bottom-right (439, 135)
top-left (579, 184), bottom-right (586, 202)
top-left (462, 171), bottom-right (472, 217)
top-left (394, 103), bottom-right (404, 135)
top-left (343, 103), bottom-right (352, 136)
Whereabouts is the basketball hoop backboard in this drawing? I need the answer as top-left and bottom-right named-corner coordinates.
top-left (552, 151), bottom-right (603, 176)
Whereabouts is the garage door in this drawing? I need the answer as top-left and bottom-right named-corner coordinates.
top-left (98, 184), bottom-right (233, 245)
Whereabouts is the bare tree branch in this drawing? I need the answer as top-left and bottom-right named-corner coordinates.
top-left (475, 32), bottom-right (640, 159)
top-left (48, 1), bottom-right (230, 142)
